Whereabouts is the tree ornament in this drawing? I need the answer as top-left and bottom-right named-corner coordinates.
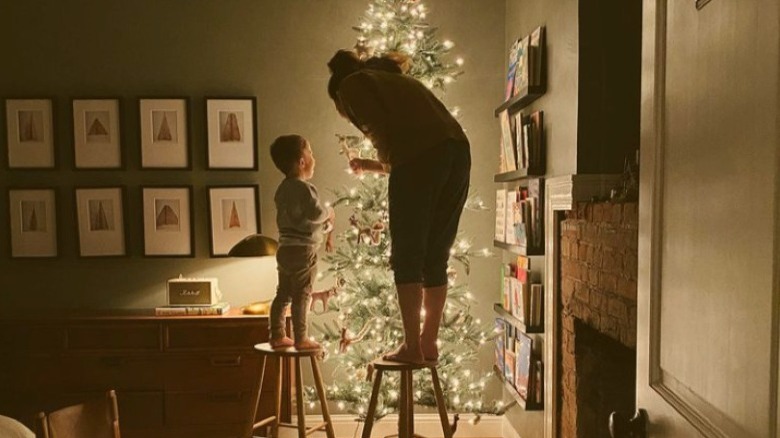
top-left (310, 285), bottom-right (340, 314)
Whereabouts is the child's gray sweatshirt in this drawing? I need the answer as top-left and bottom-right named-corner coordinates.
top-left (274, 177), bottom-right (330, 246)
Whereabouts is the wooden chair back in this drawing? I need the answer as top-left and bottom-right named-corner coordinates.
top-left (37, 390), bottom-right (120, 438)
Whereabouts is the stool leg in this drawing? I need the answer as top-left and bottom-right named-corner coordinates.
top-left (430, 367), bottom-right (453, 438)
top-left (247, 354), bottom-right (267, 437)
top-left (294, 357), bottom-right (307, 438)
top-left (310, 356), bottom-right (336, 438)
top-left (406, 370), bottom-right (414, 438)
top-left (362, 369), bottom-right (383, 438)
top-left (399, 371), bottom-right (408, 438)
top-left (273, 356), bottom-right (283, 438)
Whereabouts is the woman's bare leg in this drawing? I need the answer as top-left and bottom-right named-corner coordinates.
top-left (383, 282), bottom-right (424, 364)
top-left (420, 285), bottom-right (447, 361)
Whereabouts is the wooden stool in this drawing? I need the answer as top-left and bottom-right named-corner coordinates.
top-left (362, 359), bottom-right (454, 438)
top-left (250, 343), bottom-right (335, 438)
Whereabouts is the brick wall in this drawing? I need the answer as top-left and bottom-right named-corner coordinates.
top-left (559, 201), bottom-right (638, 438)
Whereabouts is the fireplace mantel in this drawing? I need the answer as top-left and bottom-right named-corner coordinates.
top-left (543, 174), bottom-right (620, 438)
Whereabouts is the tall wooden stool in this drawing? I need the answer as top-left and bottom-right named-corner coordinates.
top-left (362, 359), bottom-right (454, 438)
top-left (251, 343), bottom-right (336, 438)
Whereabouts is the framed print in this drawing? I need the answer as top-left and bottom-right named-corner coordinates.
top-left (142, 186), bottom-right (193, 257)
top-left (139, 98), bottom-right (190, 169)
top-left (5, 99), bottom-right (55, 168)
top-left (75, 187), bottom-right (126, 257)
top-left (8, 188), bottom-right (58, 258)
top-left (205, 97), bottom-right (257, 169)
top-left (207, 185), bottom-right (260, 257)
top-left (72, 98), bottom-right (122, 169)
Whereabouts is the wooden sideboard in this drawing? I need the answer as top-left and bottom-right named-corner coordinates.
top-left (0, 309), bottom-right (291, 438)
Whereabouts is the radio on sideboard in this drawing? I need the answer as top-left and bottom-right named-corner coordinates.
top-left (167, 277), bottom-right (219, 306)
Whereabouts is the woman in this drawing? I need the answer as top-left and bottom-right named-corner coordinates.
top-left (327, 49), bottom-right (471, 364)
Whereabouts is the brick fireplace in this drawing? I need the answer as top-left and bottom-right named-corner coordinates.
top-left (558, 201), bottom-right (638, 438)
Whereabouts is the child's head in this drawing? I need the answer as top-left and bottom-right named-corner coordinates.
top-left (270, 134), bottom-right (316, 179)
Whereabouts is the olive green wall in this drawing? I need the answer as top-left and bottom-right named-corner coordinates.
top-left (0, 0), bottom-right (504, 315)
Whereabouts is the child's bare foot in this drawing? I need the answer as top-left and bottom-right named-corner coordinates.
top-left (420, 335), bottom-right (439, 362)
top-left (383, 343), bottom-right (425, 364)
top-left (295, 338), bottom-right (321, 351)
top-left (270, 336), bottom-right (294, 349)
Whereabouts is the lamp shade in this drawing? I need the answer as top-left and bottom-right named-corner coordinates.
top-left (228, 234), bottom-right (279, 257)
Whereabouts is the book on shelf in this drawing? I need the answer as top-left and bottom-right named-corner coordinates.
top-left (529, 283), bottom-right (544, 327)
top-left (533, 358), bottom-right (544, 405)
top-left (515, 331), bottom-right (533, 399)
top-left (528, 26), bottom-right (545, 87)
top-left (155, 302), bottom-right (231, 316)
top-left (513, 35), bottom-right (530, 94)
top-left (494, 318), bottom-right (506, 372)
top-left (513, 112), bottom-right (526, 170)
top-left (528, 178), bottom-right (544, 249)
top-left (504, 348), bottom-right (517, 385)
top-left (505, 39), bottom-right (521, 100)
top-left (499, 110), bottom-right (516, 172)
top-left (495, 189), bottom-right (507, 242)
top-left (529, 111), bottom-right (544, 173)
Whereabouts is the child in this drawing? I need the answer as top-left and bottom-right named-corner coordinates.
top-left (269, 134), bottom-right (334, 350)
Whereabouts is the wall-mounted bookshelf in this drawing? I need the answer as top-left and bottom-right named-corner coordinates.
top-left (494, 85), bottom-right (546, 117)
top-left (493, 24), bottom-right (547, 415)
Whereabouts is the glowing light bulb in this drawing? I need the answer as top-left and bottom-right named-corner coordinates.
top-left (443, 40), bottom-right (454, 49)
top-left (456, 57), bottom-right (464, 66)
top-left (338, 402), bottom-right (346, 410)
top-left (444, 76), bottom-right (453, 84)
top-left (349, 188), bottom-right (357, 196)
top-left (416, 31), bottom-right (424, 39)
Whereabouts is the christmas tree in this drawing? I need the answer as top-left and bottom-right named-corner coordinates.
top-left (309, 0), bottom-right (505, 423)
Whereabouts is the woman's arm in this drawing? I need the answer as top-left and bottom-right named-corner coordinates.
top-left (349, 158), bottom-right (389, 175)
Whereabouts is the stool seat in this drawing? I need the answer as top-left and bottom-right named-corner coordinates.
top-left (250, 343), bottom-right (334, 438)
top-left (254, 342), bottom-right (322, 357)
top-left (371, 358), bottom-right (438, 370)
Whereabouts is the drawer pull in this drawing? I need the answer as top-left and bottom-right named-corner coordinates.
top-left (210, 356), bottom-right (241, 367)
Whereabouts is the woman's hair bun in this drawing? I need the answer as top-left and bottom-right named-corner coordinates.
top-left (327, 49), bottom-right (363, 76)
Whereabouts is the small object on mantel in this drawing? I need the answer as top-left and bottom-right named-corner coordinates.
top-left (242, 300), bottom-right (272, 315)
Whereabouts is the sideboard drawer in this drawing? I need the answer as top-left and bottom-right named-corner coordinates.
top-left (165, 391), bottom-right (254, 425)
top-left (0, 324), bottom-right (65, 351)
top-left (68, 323), bottom-right (161, 351)
top-left (119, 390), bottom-right (165, 429)
top-left (165, 321), bottom-right (267, 350)
top-left (60, 354), bottom-right (165, 390)
top-left (164, 354), bottom-right (261, 391)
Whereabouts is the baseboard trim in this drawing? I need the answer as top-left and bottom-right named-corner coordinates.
top-left (272, 413), bottom-right (503, 438)
top-left (501, 416), bottom-right (522, 438)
